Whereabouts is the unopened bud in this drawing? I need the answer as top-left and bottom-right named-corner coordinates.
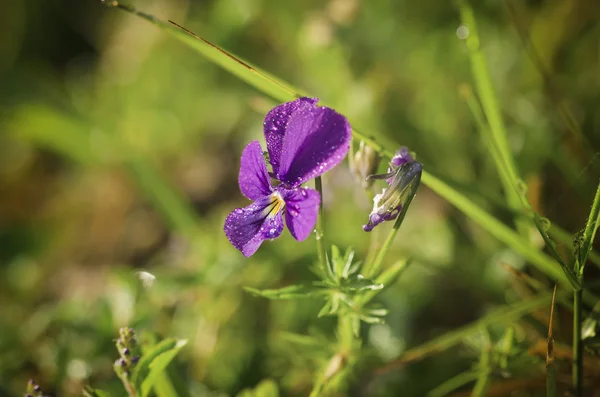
top-left (363, 161), bottom-right (422, 232)
top-left (349, 141), bottom-right (380, 189)
top-left (25, 379), bottom-right (43, 397)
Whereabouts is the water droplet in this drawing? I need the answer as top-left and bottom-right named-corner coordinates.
top-left (538, 217), bottom-right (551, 232)
top-left (301, 190), bottom-right (308, 197)
top-left (289, 209), bottom-right (299, 217)
top-left (268, 228), bottom-right (276, 236)
top-left (516, 179), bottom-right (528, 196)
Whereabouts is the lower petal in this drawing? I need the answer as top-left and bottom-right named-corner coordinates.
top-left (224, 195), bottom-right (285, 257)
top-left (283, 187), bottom-right (320, 241)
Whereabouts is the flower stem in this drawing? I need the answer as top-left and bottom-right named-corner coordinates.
top-left (314, 176), bottom-right (326, 273)
top-left (363, 188), bottom-right (381, 268)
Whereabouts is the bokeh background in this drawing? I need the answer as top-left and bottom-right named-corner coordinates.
top-left (1, 0), bottom-right (600, 395)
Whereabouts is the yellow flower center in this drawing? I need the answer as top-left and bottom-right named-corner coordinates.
top-left (263, 192), bottom-right (286, 218)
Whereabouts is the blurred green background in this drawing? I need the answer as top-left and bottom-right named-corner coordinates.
top-left (1, 0), bottom-right (600, 395)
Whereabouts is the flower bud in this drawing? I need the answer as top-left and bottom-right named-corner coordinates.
top-left (25, 379), bottom-right (43, 397)
top-left (349, 141), bottom-right (380, 189)
top-left (113, 327), bottom-right (141, 379)
top-left (363, 161), bottom-right (422, 232)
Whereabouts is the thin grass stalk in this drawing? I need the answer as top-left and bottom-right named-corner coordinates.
top-left (458, 0), bottom-right (529, 240)
top-left (102, 0), bottom-right (584, 290)
top-left (375, 290), bottom-right (560, 376)
top-left (546, 284), bottom-right (557, 397)
top-left (549, 224), bottom-right (600, 269)
top-left (571, 180), bottom-right (600, 395)
top-left (427, 371), bottom-right (478, 397)
top-left (470, 330), bottom-right (491, 397)
top-left (573, 289), bottom-right (583, 396)
top-left (577, 180), bottom-right (600, 275)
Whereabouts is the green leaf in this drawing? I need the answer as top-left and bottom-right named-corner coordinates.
top-left (132, 338), bottom-right (182, 390)
top-left (140, 339), bottom-right (188, 397)
top-left (317, 296), bottom-right (342, 318)
top-left (330, 245), bottom-right (343, 279)
top-left (244, 284), bottom-right (329, 300)
top-left (83, 386), bottom-right (113, 397)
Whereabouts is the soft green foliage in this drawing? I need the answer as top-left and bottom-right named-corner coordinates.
top-left (3, 0), bottom-right (600, 396)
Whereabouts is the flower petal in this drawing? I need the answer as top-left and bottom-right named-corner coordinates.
top-left (277, 104), bottom-right (351, 187)
top-left (224, 195), bottom-right (285, 257)
top-left (283, 187), bottom-right (320, 241)
top-left (239, 140), bottom-right (272, 200)
top-left (263, 97), bottom-right (319, 176)
top-left (390, 147), bottom-right (414, 167)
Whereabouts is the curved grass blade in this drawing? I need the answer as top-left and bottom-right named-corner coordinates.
top-left (374, 289), bottom-right (563, 376)
top-left (98, 1), bottom-right (572, 287)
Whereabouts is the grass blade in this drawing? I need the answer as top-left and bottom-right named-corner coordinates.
top-left (458, 1), bottom-right (528, 239)
top-left (576, 180), bottom-right (600, 275)
top-left (546, 284), bottom-right (558, 397)
top-left (100, 1), bottom-right (577, 288)
top-left (375, 290), bottom-right (561, 375)
top-left (471, 329), bottom-right (491, 397)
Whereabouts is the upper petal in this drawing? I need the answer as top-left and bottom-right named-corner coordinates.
top-left (276, 104), bottom-right (351, 187)
top-left (239, 140), bottom-right (272, 200)
top-left (282, 187), bottom-right (320, 241)
top-left (224, 194), bottom-right (285, 257)
top-left (263, 97), bottom-right (319, 176)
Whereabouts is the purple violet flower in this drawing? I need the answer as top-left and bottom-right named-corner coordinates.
top-left (224, 97), bottom-right (352, 257)
top-left (363, 147), bottom-right (422, 232)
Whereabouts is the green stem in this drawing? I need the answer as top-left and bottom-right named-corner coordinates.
top-left (458, 0), bottom-right (529, 240)
top-left (427, 371), bottom-right (478, 397)
top-left (375, 290), bottom-right (558, 375)
top-left (471, 330), bottom-right (491, 397)
top-left (363, 188), bottom-right (380, 268)
top-left (314, 176), bottom-right (326, 273)
top-left (104, 0), bottom-right (597, 292)
top-left (422, 173), bottom-right (568, 284)
top-left (338, 314), bottom-right (355, 352)
top-left (577, 180), bottom-right (600, 275)
top-left (573, 289), bottom-right (583, 396)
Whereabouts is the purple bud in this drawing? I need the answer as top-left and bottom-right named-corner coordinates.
top-left (122, 348), bottom-right (130, 355)
top-left (363, 161), bottom-right (422, 232)
top-left (131, 356), bottom-right (140, 365)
